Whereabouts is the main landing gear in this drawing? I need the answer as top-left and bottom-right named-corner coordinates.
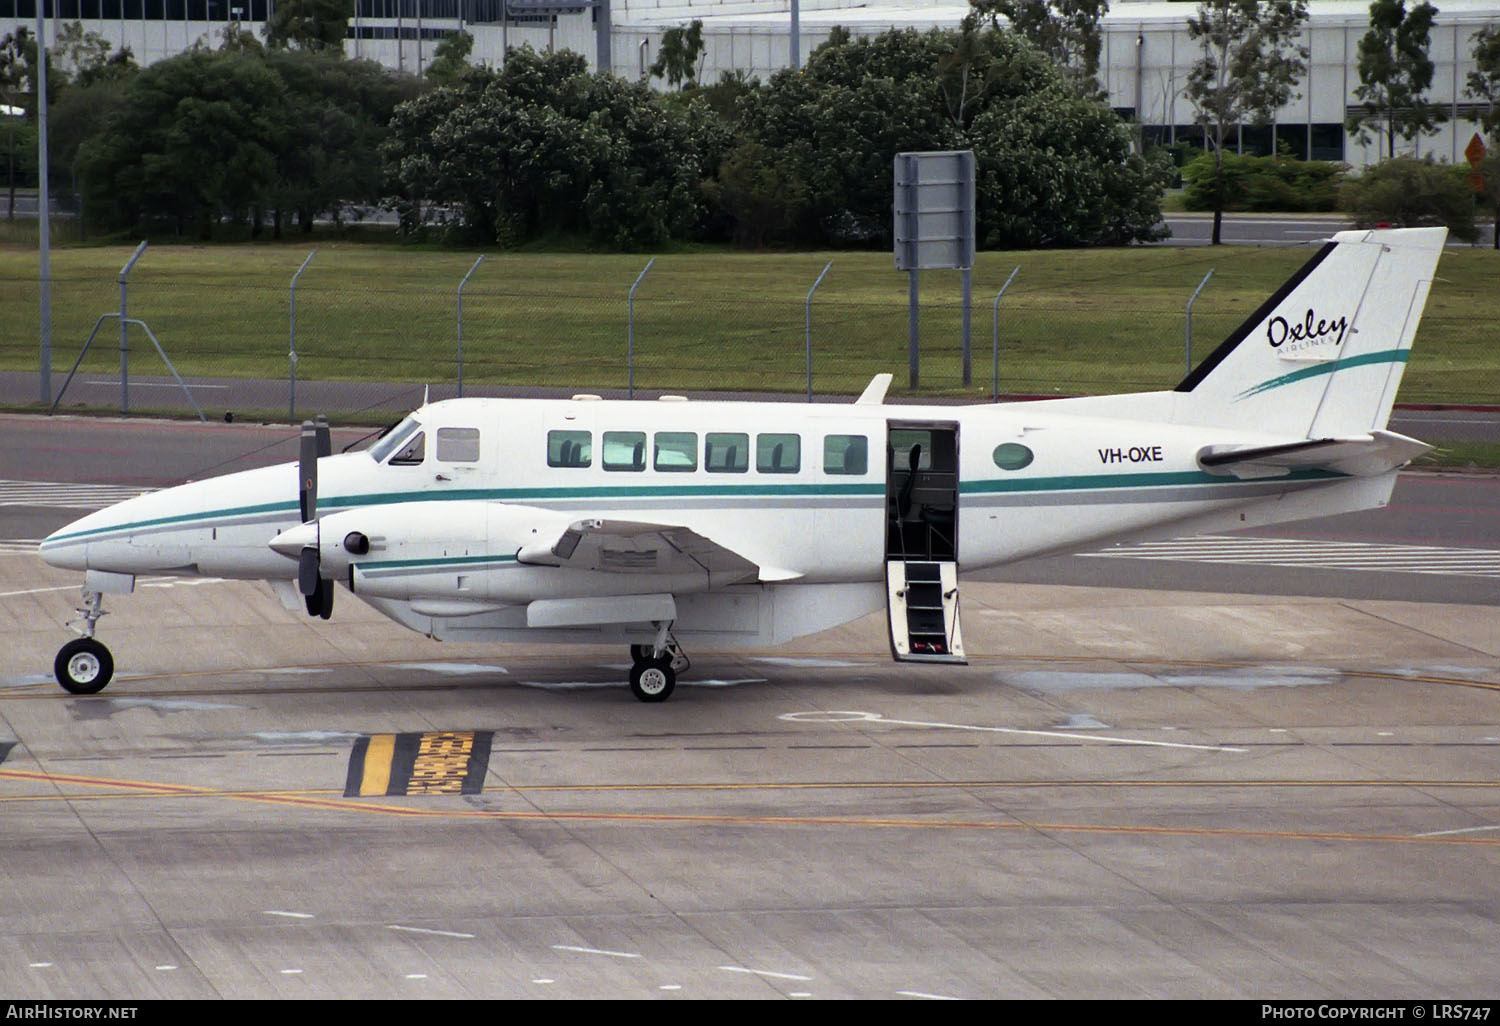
top-left (628, 624), bottom-right (689, 703)
top-left (54, 589), bottom-right (115, 694)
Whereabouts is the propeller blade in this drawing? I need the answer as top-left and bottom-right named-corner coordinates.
top-left (299, 420), bottom-right (319, 523)
top-left (298, 545), bottom-right (320, 597)
top-left (315, 415), bottom-right (332, 458)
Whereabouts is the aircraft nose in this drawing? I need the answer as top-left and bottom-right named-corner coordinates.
top-left (38, 517), bottom-right (92, 571)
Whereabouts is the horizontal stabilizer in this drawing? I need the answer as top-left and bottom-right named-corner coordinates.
top-left (1197, 430), bottom-right (1431, 479)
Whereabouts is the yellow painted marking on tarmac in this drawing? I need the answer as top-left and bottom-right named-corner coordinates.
top-left (361, 734), bottom-right (395, 797)
top-left (408, 731), bottom-right (477, 796)
top-left (4, 767), bottom-right (1500, 847)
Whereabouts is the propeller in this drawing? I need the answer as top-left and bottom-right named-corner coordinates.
top-left (297, 416), bottom-right (334, 620)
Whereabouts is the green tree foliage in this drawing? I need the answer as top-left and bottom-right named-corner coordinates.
top-left (265, 0), bottom-right (354, 55)
top-left (78, 51), bottom-right (285, 237)
top-left (1347, 0), bottom-right (1444, 159)
top-left (384, 47), bottom-right (718, 248)
top-left (650, 20), bottom-right (705, 90)
top-left (1181, 151), bottom-right (1345, 211)
top-left (425, 30), bottom-right (475, 87)
top-left (727, 26), bottom-right (1168, 248)
top-left (1471, 24), bottom-right (1500, 136)
top-left (1184, 0), bottom-right (1309, 244)
top-left (1466, 26), bottom-right (1500, 247)
top-left (264, 52), bottom-right (421, 234)
top-left (965, 0), bottom-right (1109, 98)
top-left (1339, 156), bottom-right (1478, 241)
top-left (76, 49), bottom-right (409, 238)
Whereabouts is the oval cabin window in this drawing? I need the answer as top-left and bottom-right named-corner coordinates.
top-left (992, 443), bottom-right (1034, 471)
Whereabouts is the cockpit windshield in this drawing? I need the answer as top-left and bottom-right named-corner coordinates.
top-left (369, 417), bottom-right (421, 464)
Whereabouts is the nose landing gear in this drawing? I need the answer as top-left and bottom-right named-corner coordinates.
top-left (54, 589), bottom-right (115, 694)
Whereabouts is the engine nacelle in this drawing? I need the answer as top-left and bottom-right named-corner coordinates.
top-left (300, 501), bottom-right (573, 604)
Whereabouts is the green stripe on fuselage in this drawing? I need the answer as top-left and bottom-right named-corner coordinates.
top-left (44, 469), bottom-right (1345, 546)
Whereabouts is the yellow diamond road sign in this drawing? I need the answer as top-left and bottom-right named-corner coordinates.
top-left (1465, 133), bottom-right (1486, 169)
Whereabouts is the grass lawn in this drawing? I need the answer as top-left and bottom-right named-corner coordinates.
top-left (1, 237), bottom-right (1496, 407)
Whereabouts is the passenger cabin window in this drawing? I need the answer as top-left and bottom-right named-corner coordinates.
top-left (654, 432), bottom-right (697, 473)
top-left (603, 431), bottom-right (647, 472)
top-left (824, 434), bottom-right (868, 475)
top-left (436, 427), bottom-right (480, 462)
top-left (705, 432), bottom-right (749, 473)
top-left (757, 433), bottom-right (800, 474)
top-left (388, 431), bottom-right (426, 466)
top-left (548, 430), bottom-right (592, 468)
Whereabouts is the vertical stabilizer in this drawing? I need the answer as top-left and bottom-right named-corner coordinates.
top-left (1175, 227), bottom-right (1446, 436)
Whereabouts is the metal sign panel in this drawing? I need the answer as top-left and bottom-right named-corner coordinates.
top-left (894, 151), bottom-right (976, 271)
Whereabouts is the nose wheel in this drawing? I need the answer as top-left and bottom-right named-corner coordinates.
top-left (55, 637), bottom-right (114, 695)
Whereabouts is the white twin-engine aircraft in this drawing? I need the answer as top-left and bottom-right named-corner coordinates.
top-left (40, 228), bottom-right (1447, 701)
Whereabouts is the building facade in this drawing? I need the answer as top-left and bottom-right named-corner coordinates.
top-left (3, 0), bottom-right (1497, 167)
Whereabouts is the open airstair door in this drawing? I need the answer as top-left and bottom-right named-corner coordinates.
top-left (885, 423), bottom-right (966, 664)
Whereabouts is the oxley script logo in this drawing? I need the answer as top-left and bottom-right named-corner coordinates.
top-left (1267, 308), bottom-right (1349, 355)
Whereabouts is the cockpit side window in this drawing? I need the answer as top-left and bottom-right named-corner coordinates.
top-left (389, 431), bottom-right (426, 466)
top-left (370, 417), bottom-right (420, 463)
top-left (436, 427), bottom-right (480, 462)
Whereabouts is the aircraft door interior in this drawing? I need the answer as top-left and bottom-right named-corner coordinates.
top-left (885, 423), bottom-right (966, 664)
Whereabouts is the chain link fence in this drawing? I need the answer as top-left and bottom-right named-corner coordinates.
top-left (1, 244), bottom-right (1494, 425)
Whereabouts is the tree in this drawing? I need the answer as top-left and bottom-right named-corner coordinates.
top-left (1347, 0), bottom-right (1445, 159)
top-left (729, 27), bottom-right (1169, 248)
top-left (1184, 0), bottom-right (1309, 244)
top-left (1466, 25), bottom-right (1500, 247)
top-left (425, 30), bottom-right (474, 87)
top-left (0, 26), bottom-right (64, 222)
top-left (1339, 155), bottom-right (1478, 241)
top-left (265, 0), bottom-right (354, 55)
top-left (0, 28), bottom-right (30, 221)
top-left (964, 0), bottom-right (1109, 98)
top-left (77, 50), bottom-right (289, 237)
top-left (384, 46), bottom-right (714, 247)
top-left (266, 52), bottom-right (420, 235)
top-left (650, 20), bottom-right (705, 90)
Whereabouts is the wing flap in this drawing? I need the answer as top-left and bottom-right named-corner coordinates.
top-left (516, 518), bottom-right (765, 585)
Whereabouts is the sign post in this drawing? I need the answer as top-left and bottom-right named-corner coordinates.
top-left (894, 151), bottom-right (976, 390)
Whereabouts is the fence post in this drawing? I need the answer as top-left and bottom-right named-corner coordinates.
top-left (289, 250), bottom-right (316, 425)
top-left (627, 258), bottom-right (654, 399)
top-left (1185, 268), bottom-right (1214, 375)
top-left (457, 255), bottom-right (486, 398)
top-left (805, 261), bottom-right (832, 402)
top-left (117, 241), bottom-right (147, 415)
top-left (990, 266), bottom-right (1020, 402)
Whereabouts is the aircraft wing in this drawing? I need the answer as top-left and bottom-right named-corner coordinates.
top-left (515, 518), bottom-right (775, 585)
top-left (1198, 430), bottom-right (1431, 480)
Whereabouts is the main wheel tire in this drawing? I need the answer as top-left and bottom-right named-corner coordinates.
top-left (54, 638), bottom-right (114, 695)
top-left (630, 644), bottom-right (653, 664)
top-left (629, 660), bottom-right (675, 703)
